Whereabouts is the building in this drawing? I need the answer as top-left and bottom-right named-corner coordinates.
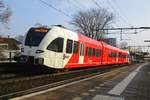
top-left (0, 37), bottom-right (21, 62)
top-left (0, 37), bottom-right (21, 50)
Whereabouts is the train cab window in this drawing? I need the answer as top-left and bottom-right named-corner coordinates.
top-left (47, 37), bottom-right (64, 52)
top-left (66, 39), bottom-right (73, 53)
top-left (73, 41), bottom-right (78, 53)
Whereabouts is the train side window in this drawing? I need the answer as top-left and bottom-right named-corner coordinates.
top-left (113, 52), bottom-right (117, 58)
top-left (73, 41), bottom-right (78, 53)
top-left (109, 52), bottom-right (116, 58)
top-left (82, 44), bottom-right (84, 56)
top-left (99, 49), bottom-right (102, 56)
top-left (119, 52), bottom-right (122, 57)
top-left (66, 39), bottom-right (73, 53)
top-left (87, 48), bottom-right (90, 56)
top-left (97, 49), bottom-right (101, 57)
top-left (125, 55), bottom-right (127, 58)
top-left (122, 54), bottom-right (126, 58)
top-left (89, 48), bottom-right (92, 56)
top-left (47, 37), bottom-right (64, 52)
top-left (116, 53), bottom-right (119, 57)
top-left (93, 48), bottom-right (95, 56)
top-left (95, 49), bottom-right (99, 57)
top-left (108, 52), bottom-right (112, 57)
top-left (79, 43), bottom-right (84, 56)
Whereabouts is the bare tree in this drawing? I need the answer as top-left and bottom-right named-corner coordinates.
top-left (0, 0), bottom-right (12, 24)
top-left (71, 8), bottom-right (114, 40)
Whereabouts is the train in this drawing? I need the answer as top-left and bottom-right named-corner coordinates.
top-left (20, 25), bottom-right (129, 69)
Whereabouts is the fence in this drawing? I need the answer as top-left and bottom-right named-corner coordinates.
top-left (0, 50), bottom-right (21, 62)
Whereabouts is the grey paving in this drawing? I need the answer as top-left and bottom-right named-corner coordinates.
top-left (13, 63), bottom-right (150, 100)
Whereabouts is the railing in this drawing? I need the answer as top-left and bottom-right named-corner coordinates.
top-left (0, 50), bottom-right (21, 62)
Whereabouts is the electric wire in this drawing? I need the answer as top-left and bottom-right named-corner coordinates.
top-left (39, 0), bottom-right (72, 18)
top-left (106, 0), bottom-right (131, 26)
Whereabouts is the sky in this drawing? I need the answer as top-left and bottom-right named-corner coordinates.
top-left (2, 0), bottom-right (150, 51)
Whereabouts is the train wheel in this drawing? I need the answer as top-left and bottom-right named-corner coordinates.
top-left (63, 68), bottom-right (69, 72)
top-left (55, 69), bottom-right (69, 73)
top-left (55, 69), bottom-right (61, 73)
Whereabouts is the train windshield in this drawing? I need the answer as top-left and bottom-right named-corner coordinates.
top-left (25, 28), bottom-right (50, 46)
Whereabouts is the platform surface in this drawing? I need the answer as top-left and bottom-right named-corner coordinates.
top-left (12, 63), bottom-right (150, 100)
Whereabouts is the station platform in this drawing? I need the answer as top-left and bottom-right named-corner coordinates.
top-left (12, 63), bottom-right (150, 100)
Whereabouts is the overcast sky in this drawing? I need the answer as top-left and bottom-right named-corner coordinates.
top-left (2, 0), bottom-right (150, 50)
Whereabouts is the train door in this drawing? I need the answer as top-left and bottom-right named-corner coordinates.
top-left (79, 43), bottom-right (84, 64)
top-left (47, 37), bottom-right (64, 69)
top-left (116, 52), bottom-right (119, 63)
top-left (54, 42), bottom-right (64, 68)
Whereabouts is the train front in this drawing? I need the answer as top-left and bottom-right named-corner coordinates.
top-left (20, 27), bottom-right (50, 65)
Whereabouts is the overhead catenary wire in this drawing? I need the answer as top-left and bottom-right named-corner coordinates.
top-left (66, 0), bottom-right (83, 11)
top-left (39, 0), bottom-right (72, 19)
top-left (73, 0), bottom-right (87, 10)
top-left (92, 0), bottom-right (133, 43)
top-left (105, 0), bottom-right (144, 45)
top-left (92, 0), bottom-right (132, 30)
top-left (92, 0), bottom-right (122, 30)
top-left (92, 0), bottom-right (102, 8)
top-left (92, 0), bottom-right (148, 49)
top-left (112, 0), bottom-right (130, 24)
top-left (39, 0), bottom-right (147, 48)
top-left (106, 0), bottom-right (131, 27)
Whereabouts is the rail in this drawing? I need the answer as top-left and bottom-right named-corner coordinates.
top-left (0, 50), bottom-right (20, 62)
top-left (0, 64), bottom-right (132, 99)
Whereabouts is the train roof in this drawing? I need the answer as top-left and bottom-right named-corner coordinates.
top-left (78, 33), bottom-right (102, 47)
top-left (53, 26), bottom-right (102, 47)
top-left (101, 41), bottom-right (129, 54)
top-left (101, 41), bottom-right (119, 50)
top-left (52, 26), bottom-right (129, 54)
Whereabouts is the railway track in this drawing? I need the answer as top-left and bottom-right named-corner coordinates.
top-left (0, 63), bottom-right (54, 80)
top-left (0, 64), bottom-right (134, 99)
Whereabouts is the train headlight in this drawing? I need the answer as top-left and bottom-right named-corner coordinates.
top-left (35, 50), bottom-right (44, 54)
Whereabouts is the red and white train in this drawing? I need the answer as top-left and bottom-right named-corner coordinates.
top-left (20, 25), bottom-right (129, 69)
